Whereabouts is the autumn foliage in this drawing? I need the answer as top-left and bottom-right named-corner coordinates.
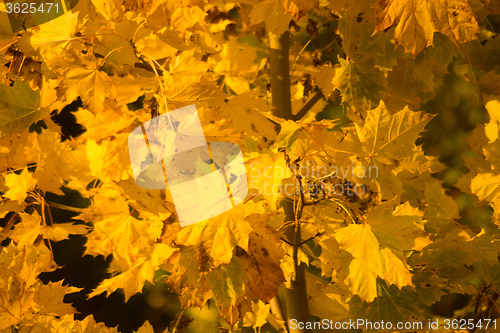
top-left (1, 0), bottom-right (500, 332)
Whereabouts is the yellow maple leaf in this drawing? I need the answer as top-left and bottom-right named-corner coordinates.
top-left (249, 0), bottom-right (292, 35)
top-left (3, 166), bottom-right (37, 203)
top-left (25, 130), bottom-right (93, 195)
top-left (170, 6), bottom-right (207, 36)
top-left (43, 223), bottom-right (92, 241)
top-left (214, 37), bottom-right (259, 94)
top-left (88, 243), bottom-right (175, 301)
top-left (10, 211), bottom-right (42, 247)
top-left (17, 11), bottom-right (81, 58)
top-left (246, 153), bottom-right (293, 210)
top-left (484, 95), bottom-right (500, 143)
top-left (471, 172), bottom-right (500, 225)
top-left (372, 0), bottom-right (479, 56)
top-left (355, 101), bottom-right (434, 165)
top-left (176, 205), bottom-right (252, 266)
top-left (308, 281), bottom-right (350, 322)
top-left (61, 53), bottom-right (114, 113)
top-left (77, 190), bottom-right (161, 271)
top-left (334, 201), bottom-right (428, 302)
top-left (0, 244), bottom-right (53, 329)
top-left (243, 300), bottom-right (270, 328)
top-left (32, 281), bottom-right (81, 316)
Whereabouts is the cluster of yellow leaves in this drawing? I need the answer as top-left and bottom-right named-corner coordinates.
top-left (0, 0), bottom-right (499, 331)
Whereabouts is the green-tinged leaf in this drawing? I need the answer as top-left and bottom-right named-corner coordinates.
top-left (368, 201), bottom-right (430, 259)
top-left (349, 280), bottom-right (423, 330)
top-left (424, 181), bottom-right (459, 233)
top-left (206, 257), bottom-right (247, 308)
top-left (482, 260), bottom-right (500, 291)
top-left (0, 81), bottom-right (41, 135)
top-left (355, 101), bottom-right (434, 164)
top-left (332, 58), bottom-right (385, 113)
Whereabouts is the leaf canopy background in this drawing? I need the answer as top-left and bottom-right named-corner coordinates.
top-left (0, 0), bottom-right (500, 332)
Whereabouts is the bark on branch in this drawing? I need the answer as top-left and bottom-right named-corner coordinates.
top-left (269, 31), bottom-right (312, 330)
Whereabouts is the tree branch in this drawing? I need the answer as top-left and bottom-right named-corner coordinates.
top-left (293, 91), bottom-right (323, 121)
top-left (270, 32), bottom-right (293, 120)
top-left (270, 30), bottom-right (311, 333)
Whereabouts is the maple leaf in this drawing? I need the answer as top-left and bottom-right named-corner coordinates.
top-left (334, 201), bottom-right (428, 302)
top-left (43, 222), bottom-right (92, 241)
top-left (206, 257), bottom-right (247, 309)
top-left (249, 0), bottom-right (292, 35)
top-left (423, 180), bottom-right (459, 233)
top-left (32, 281), bottom-right (81, 316)
top-left (367, 201), bottom-right (430, 259)
top-left (24, 130), bottom-right (93, 195)
top-left (176, 206), bottom-right (252, 266)
top-left (0, 244), bottom-right (54, 329)
top-left (76, 190), bottom-right (162, 272)
top-left (0, 80), bottom-right (42, 136)
top-left (308, 282), bottom-right (350, 322)
top-left (471, 172), bottom-right (500, 225)
top-left (238, 232), bottom-right (285, 301)
top-left (91, 0), bottom-right (124, 21)
top-left (349, 280), bottom-right (422, 326)
top-left (89, 243), bottom-right (176, 301)
top-left (136, 321), bottom-right (156, 333)
top-left (355, 102), bottom-right (434, 165)
top-left (213, 37), bottom-right (259, 95)
top-left (166, 246), bottom-right (202, 308)
top-left (17, 11), bottom-right (81, 58)
top-left (484, 95), bottom-right (500, 143)
top-left (243, 300), bottom-right (271, 328)
top-left (246, 153), bottom-right (293, 210)
top-left (221, 93), bottom-right (276, 145)
top-left (332, 58), bottom-right (386, 113)
top-left (3, 166), bottom-right (37, 203)
top-left (60, 53), bottom-right (114, 113)
top-left (373, 0), bottom-right (480, 56)
top-left (170, 5), bottom-right (207, 36)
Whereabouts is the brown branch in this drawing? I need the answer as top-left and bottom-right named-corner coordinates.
top-left (270, 31), bottom-right (293, 120)
top-left (293, 90), bottom-right (323, 121)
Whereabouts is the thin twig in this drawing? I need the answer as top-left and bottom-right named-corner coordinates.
top-left (171, 308), bottom-right (186, 333)
top-left (293, 90), bottom-right (323, 121)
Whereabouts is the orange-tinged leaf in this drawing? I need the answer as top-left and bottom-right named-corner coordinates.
top-left (249, 0), bottom-right (292, 35)
top-left (43, 223), bottom-right (92, 242)
top-left (373, 0), bottom-right (479, 56)
top-left (33, 281), bottom-right (81, 316)
top-left (11, 211), bottom-right (42, 247)
top-left (237, 231), bottom-right (285, 302)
